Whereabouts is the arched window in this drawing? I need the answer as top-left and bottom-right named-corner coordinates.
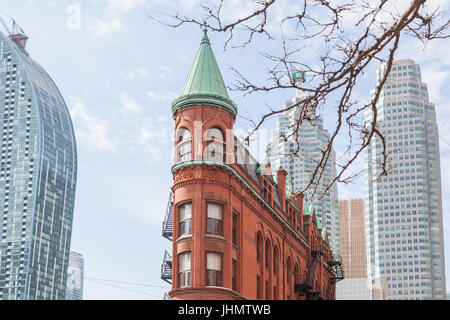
top-left (287, 258), bottom-right (292, 284)
top-left (286, 257), bottom-right (292, 299)
top-left (265, 240), bottom-right (271, 270)
top-left (256, 233), bottom-right (263, 264)
top-left (273, 246), bottom-right (279, 275)
top-left (273, 246), bottom-right (279, 299)
top-left (176, 128), bottom-right (192, 162)
top-left (205, 127), bottom-right (225, 162)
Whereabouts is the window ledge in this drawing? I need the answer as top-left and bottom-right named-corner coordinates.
top-left (176, 234), bottom-right (193, 244)
top-left (204, 234), bottom-right (226, 243)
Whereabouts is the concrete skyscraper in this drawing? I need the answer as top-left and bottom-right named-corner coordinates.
top-left (0, 23), bottom-right (77, 300)
top-left (267, 93), bottom-right (340, 254)
top-left (66, 252), bottom-right (84, 300)
top-left (365, 59), bottom-right (446, 300)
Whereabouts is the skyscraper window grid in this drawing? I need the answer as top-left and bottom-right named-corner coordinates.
top-left (365, 59), bottom-right (445, 300)
top-left (0, 29), bottom-right (77, 300)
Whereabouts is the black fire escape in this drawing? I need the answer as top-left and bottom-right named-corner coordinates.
top-left (161, 193), bottom-right (174, 287)
top-left (162, 192), bottom-right (174, 241)
top-left (294, 242), bottom-right (325, 300)
top-left (161, 250), bottom-right (173, 284)
top-left (327, 254), bottom-right (345, 283)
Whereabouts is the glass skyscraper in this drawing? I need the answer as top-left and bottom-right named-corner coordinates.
top-left (365, 59), bottom-right (446, 299)
top-left (0, 30), bottom-right (77, 300)
top-left (267, 95), bottom-right (340, 254)
top-left (65, 251), bottom-right (84, 300)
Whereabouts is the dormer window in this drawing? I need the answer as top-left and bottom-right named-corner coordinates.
top-left (176, 128), bottom-right (192, 163)
top-left (262, 179), bottom-right (273, 206)
top-left (205, 127), bottom-right (225, 162)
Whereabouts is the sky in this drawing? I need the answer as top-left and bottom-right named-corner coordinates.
top-left (1, 0), bottom-right (449, 299)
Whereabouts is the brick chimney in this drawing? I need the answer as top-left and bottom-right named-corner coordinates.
top-left (295, 192), bottom-right (305, 229)
top-left (276, 168), bottom-right (288, 211)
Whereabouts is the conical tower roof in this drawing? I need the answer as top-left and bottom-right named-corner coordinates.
top-left (172, 24), bottom-right (237, 116)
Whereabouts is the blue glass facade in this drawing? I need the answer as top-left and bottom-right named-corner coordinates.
top-left (0, 31), bottom-right (77, 300)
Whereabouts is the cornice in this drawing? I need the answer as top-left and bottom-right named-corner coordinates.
top-left (172, 160), bottom-right (310, 248)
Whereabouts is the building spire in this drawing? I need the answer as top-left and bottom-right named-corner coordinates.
top-left (172, 24), bottom-right (237, 117)
top-left (202, 21), bottom-right (209, 43)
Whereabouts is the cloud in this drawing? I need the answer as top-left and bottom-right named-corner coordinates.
top-left (146, 90), bottom-right (178, 101)
top-left (157, 65), bottom-right (172, 80)
top-left (120, 93), bottom-right (142, 114)
top-left (124, 67), bottom-right (149, 80)
top-left (69, 97), bottom-right (118, 152)
top-left (90, 0), bottom-right (149, 36)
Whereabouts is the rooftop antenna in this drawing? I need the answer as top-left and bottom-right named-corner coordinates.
top-left (0, 11), bottom-right (28, 49)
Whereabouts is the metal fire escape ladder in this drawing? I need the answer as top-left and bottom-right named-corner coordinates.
top-left (161, 192), bottom-right (174, 285)
top-left (327, 254), bottom-right (345, 284)
top-left (162, 192), bottom-right (174, 241)
top-left (295, 242), bottom-right (324, 299)
top-left (160, 250), bottom-right (173, 284)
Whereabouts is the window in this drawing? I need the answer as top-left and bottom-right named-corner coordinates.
top-left (232, 259), bottom-right (237, 291)
top-left (206, 203), bottom-right (223, 236)
top-left (205, 127), bottom-right (225, 162)
top-left (178, 252), bottom-right (191, 288)
top-left (287, 258), bottom-right (292, 290)
top-left (206, 252), bottom-right (223, 287)
top-left (256, 233), bottom-right (263, 264)
top-left (265, 240), bottom-right (271, 270)
top-left (273, 247), bottom-right (279, 275)
top-left (176, 128), bottom-right (192, 162)
top-left (257, 275), bottom-right (261, 299)
top-left (265, 280), bottom-right (270, 300)
top-left (232, 213), bottom-right (238, 245)
top-left (262, 179), bottom-right (273, 206)
top-left (178, 203), bottom-right (192, 237)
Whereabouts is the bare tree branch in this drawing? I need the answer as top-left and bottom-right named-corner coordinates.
top-left (150, 0), bottom-right (449, 199)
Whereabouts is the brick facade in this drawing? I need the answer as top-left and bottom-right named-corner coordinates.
top-left (168, 106), bottom-right (339, 300)
top-left (165, 27), bottom-right (341, 300)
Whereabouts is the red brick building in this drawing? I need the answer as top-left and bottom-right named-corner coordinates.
top-left (161, 26), bottom-right (343, 300)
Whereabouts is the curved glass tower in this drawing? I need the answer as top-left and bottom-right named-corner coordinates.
top-left (0, 31), bottom-right (77, 300)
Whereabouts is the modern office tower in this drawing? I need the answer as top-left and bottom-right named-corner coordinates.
top-left (66, 252), bottom-right (84, 300)
top-left (339, 199), bottom-right (366, 278)
top-left (336, 277), bottom-right (388, 300)
top-left (365, 59), bottom-right (446, 300)
top-left (267, 95), bottom-right (340, 254)
top-left (0, 26), bottom-right (77, 300)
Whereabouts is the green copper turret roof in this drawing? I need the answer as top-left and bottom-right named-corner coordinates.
top-left (172, 24), bottom-right (237, 116)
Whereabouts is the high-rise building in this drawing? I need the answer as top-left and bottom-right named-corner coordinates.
top-left (66, 252), bottom-right (84, 300)
top-left (336, 277), bottom-right (388, 300)
top-left (365, 59), bottom-right (446, 300)
top-left (267, 96), bottom-right (340, 254)
top-left (339, 198), bottom-right (366, 278)
top-left (0, 26), bottom-right (77, 300)
top-left (161, 26), bottom-right (343, 300)
top-left (337, 199), bottom-right (389, 300)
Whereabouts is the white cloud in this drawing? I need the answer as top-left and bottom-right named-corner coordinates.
top-left (69, 97), bottom-right (118, 152)
top-left (90, 0), bottom-right (149, 36)
top-left (146, 90), bottom-right (178, 101)
top-left (120, 93), bottom-right (142, 114)
top-left (157, 65), bottom-right (172, 80)
top-left (124, 67), bottom-right (149, 80)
